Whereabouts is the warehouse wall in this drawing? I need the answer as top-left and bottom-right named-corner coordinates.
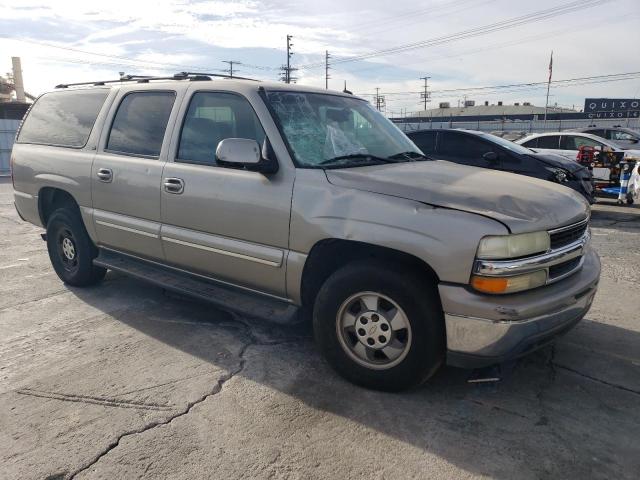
top-left (0, 119), bottom-right (20, 175)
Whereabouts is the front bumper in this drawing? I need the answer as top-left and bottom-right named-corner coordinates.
top-left (567, 178), bottom-right (596, 204)
top-left (440, 247), bottom-right (600, 369)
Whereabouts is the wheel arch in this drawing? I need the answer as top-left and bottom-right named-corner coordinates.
top-left (300, 238), bottom-right (440, 312)
top-left (38, 187), bottom-right (82, 226)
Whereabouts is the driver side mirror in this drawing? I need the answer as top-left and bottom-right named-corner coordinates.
top-left (483, 151), bottom-right (498, 162)
top-left (216, 138), bottom-right (279, 174)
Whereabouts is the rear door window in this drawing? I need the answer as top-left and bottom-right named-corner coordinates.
top-left (438, 131), bottom-right (496, 167)
top-left (409, 131), bottom-right (437, 154)
top-left (106, 91), bottom-right (175, 157)
top-left (560, 135), bottom-right (602, 150)
top-left (536, 135), bottom-right (560, 149)
top-left (17, 89), bottom-right (109, 147)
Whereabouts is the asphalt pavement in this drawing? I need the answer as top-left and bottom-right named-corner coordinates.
top-left (1, 177), bottom-right (639, 480)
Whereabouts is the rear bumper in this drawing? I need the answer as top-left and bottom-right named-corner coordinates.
top-left (440, 247), bottom-right (600, 369)
top-left (14, 190), bottom-right (42, 226)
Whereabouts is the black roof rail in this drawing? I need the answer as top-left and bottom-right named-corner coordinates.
top-left (55, 72), bottom-right (258, 89)
top-left (174, 72), bottom-right (259, 81)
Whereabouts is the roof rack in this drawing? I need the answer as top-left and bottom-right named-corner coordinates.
top-left (55, 72), bottom-right (258, 89)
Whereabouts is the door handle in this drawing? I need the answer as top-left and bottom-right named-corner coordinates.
top-left (97, 168), bottom-right (113, 183)
top-left (163, 177), bottom-right (185, 194)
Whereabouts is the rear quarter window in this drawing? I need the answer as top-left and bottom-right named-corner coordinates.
top-left (17, 89), bottom-right (109, 147)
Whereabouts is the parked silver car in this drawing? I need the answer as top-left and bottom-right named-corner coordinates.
top-left (572, 126), bottom-right (640, 149)
top-left (11, 73), bottom-right (600, 391)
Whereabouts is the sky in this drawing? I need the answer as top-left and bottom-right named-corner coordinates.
top-left (1, 0), bottom-right (639, 116)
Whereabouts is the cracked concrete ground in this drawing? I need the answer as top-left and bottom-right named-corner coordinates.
top-left (1, 177), bottom-right (639, 479)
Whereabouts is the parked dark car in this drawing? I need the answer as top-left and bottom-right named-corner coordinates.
top-left (407, 129), bottom-right (595, 203)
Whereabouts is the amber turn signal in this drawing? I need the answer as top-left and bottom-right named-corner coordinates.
top-left (471, 270), bottom-right (547, 294)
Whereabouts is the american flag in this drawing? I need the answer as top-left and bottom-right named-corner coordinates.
top-left (548, 51), bottom-right (553, 83)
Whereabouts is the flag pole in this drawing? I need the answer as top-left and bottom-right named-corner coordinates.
top-left (543, 50), bottom-right (553, 130)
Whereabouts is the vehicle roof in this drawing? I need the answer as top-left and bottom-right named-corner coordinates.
top-left (521, 131), bottom-right (604, 140)
top-left (517, 131), bottom-right (622, 147)
top-left (408, 128), bottom-right (486, 135)
top-left (574, 126), bottom-right (638, 133)
top-left (47, 76), bottom-right (360, 100)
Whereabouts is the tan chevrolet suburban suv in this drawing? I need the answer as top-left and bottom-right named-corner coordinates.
top-left (11, 73), bottom-right (600, 391)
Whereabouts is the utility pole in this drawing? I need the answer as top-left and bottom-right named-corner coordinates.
top-left (375, 88), bottom-right (385, 111)
top-left (286, 35), bottom-right (292, 83)
top-left (420, 76), bottom-right (431, 112)
top-left (222, 60), bottom-right (239, 78)
top-left (325, 50), bottom-right (331, 89)
top-left (280, 35), bottom-right (297, 83)
top-left (543, 50), bottom-right (553, 130)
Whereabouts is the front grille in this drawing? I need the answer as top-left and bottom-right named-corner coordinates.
top-left (549, 221), bottom-right (588, 249)
top-left (549, 257), bottom-right (581, 280)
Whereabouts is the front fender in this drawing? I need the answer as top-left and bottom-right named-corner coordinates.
top-left (289, 170), bottom-right (508, 286)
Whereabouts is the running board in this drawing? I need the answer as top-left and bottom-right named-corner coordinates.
top-left (94, 249), bottom-right (299, 324)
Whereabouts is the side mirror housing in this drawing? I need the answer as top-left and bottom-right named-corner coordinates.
top-left (483, 151), bottom-right (498, 162)
top-left (216, 138), bottom-right (279, 174)
top-left (216, 138), bottom-right (261, 165)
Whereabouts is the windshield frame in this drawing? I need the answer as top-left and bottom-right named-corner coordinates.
top-left (259, 88), bottom-right (423, 169)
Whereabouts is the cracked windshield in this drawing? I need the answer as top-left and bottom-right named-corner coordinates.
top-left (266, 91), bottom-right (426, 167)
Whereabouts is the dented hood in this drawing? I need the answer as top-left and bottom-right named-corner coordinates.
top-left (325, 160), bottom-right (589, 234)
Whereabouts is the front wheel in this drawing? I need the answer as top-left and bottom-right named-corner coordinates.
top-left (313, 261), bottom-right (445, 391)
top-left (46, 208), bottom-right (106, 287)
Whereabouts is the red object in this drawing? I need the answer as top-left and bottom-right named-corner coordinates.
top-left (576, 145), bottom-right (596, 165)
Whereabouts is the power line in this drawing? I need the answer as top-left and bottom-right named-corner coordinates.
top-left (0, 35), bottom-right (277, 73)
top-left (356, 72), bottom-right (640, 97)
top-left (297, 0), bottom-right (613, 69)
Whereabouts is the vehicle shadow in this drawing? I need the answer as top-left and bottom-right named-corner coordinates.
top-left (591, 202), bottom-right (640, 233)
top-left (68, 276), bottom-right (640, 479)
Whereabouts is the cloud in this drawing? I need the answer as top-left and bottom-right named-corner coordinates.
top-left (1, 0), bottom-right (639, 113)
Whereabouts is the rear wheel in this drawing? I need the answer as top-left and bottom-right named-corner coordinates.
top-left (313, 261), bottom-right (445, 391)
top-left (46, 209), bottom-right (106, 286)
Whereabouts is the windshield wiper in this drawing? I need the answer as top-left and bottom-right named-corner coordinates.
top-left (388, 151), bottom-right (430, 161)
top-left (318, 154), bottom-right (395, 168)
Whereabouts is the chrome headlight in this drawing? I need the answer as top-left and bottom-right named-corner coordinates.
top-left (477, 231), bottom-right (550, 260)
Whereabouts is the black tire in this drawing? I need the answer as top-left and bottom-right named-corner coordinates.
top-left (313, 260), bottom-right (445, 392)
top-left (46, 208), bottom-right (106, 287)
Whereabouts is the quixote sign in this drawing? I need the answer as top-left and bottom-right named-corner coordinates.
top-left (584, 98), bottom-right (640, 119)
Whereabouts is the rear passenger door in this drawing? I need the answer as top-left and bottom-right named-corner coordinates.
top-left (91, 86), bottom-right (183, 260)
top-left (437, 131), bottom-right (498, 168)
top-left (557, 134), bottom-right (603, 160)
top-left (159, 88), bottom-right (294, 297)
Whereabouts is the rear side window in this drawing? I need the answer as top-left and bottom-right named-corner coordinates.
top-left (17, 89), bottom-right (109, 147)
top-left (107, 91), bottom-right (175, 157)
top-left (409, 131), bottom-right (437, 153)
top-left (560, 135), bottom-right (602, 150)
top-left (536, 135), bottom-right (560, 149)
top-left (439, 132), bottom-right (490, 157)
top-left (587, 129), bottom-right (606, 138)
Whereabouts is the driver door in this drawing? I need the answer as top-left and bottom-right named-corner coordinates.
top-left (160, 88), bottom-right (294, 297)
